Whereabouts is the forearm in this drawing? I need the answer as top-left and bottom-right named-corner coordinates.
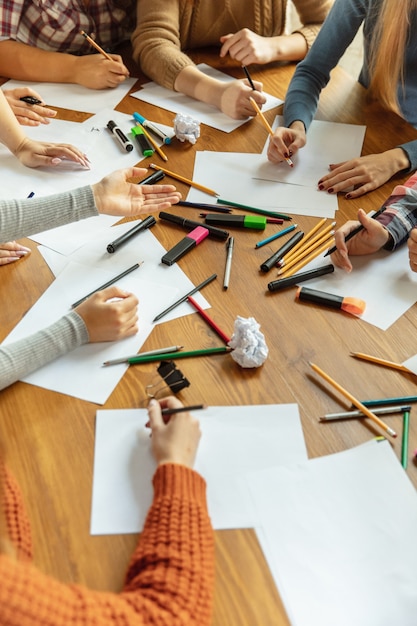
top-left (174, 66), bottom-right (223, 108)
top-left (0, 40), bottom-right (79, 84)
top-left (0, 312), bottom-right (88, 391)
top-left (0, 186), bottom-right (97, 241)
top-left (268, 33), bottom-right (308, 62)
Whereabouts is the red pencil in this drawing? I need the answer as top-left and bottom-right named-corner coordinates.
top-left (187, 296), bottom-right (231, 344)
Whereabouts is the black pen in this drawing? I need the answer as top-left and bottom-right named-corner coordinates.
top-left (152, 273), bottom-right (217, 322)
top-left (223, 237), bottom-right (234, 290)
top-left (243, 66), bottom-right (256, 90)
top-left (178, 201), bottom-right (232, 214)
top-left (106, 216), bottom-right (156, 253)
top-left (161, 404), bottom-right (207, 416)
top-left (20, 95), bottom-right (43, 105)
top-left (325, 206), bottom-right (387, 256)
top-left (107, 120), bottom-right (134, 152)
top-left (138, 170), bottom-right (165, 185)
top-left (71, 262), bottom-right (143, 308)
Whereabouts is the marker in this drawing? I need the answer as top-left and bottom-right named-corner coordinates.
top-left (107, 120), bottom-right (134, 152)
top-left (131, 126), bottom-right (154, 157)
top-left (256, 223), bottom-right (297, 248)
top-left (325, 207), bottom-right (387, 256)
top-left (20, 95), bottom-right (42, 105)
top-left (153, 273), bottom-right (217, 322)
top-left (267, 264), bottom-right (335, 292)
top-left (138, 170), bottom-right (165, 185)
top-left (161, 226), bottom-right (210, 266)
top-left (223, 237), bottom-right (234, 290)
top-left (204, 214), bottom-right (270, 230)
top-left (260, 231), bottom-right (304, 273)
top-left (158, 211), bottom-right (229, 241)
top-left (133, 112), bottom-right (172, 145)
top-left (296, 286), bottom-right (366, 317)
top-left (106, 215), bottom-right (156, 253)
top-left (71, 261), bottom-right (143, 308)
top-left (217, 198), bottom-right (291, 221)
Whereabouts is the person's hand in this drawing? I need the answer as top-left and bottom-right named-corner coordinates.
top-left (220, 29), bottom-right (276, 65)
top-left (331, 208), bottom-right (390, 272)
top-left (147, 397), bottom-right (201, 468)
top-left (220, 80), bottom-right (266, 119)
top-left (73, 54), bottom-right (129, 89)
top-left (3, 87), bottom-right (57, 126)
top-left (92, 167), bottom-right (182, 216)
top-left (318, 149), bottom-right (410, 198)
top-left (267, 121), bottom-right (306, 164)
top-left (13, 136), bottom-right (90, 169)
top-left (408, 228), bottom-right (417, 273)
top-left (0, 241), bottom-right (31, 265)
top-left (75, 285), bottom-right (139, 342)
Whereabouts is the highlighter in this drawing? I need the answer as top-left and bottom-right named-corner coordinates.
top-left (159, 211), bottom-right (229, 241)
top-left (131, 126), bottom-right (154, 157)
top-left (204, 214), bottom-right (267, 230)
top-left (133, 112), bottom-right (172, 144)
top-left (295, 286), bottom-right (366, 317)
top-left (161, 226), bottom-right (209, 266)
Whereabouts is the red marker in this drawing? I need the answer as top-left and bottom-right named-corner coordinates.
top-left (161, 226), bottom-right (209, 266)
top-left (295, 286), bottom-right (366, 317)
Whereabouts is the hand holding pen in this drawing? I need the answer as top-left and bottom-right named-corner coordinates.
top-left (266, 121), bottom-right (306, 168)
top-left (3, 88), bottom-right (56, 126)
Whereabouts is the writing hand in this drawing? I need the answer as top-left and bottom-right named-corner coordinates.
top-left (220, 80), bottom-right (266, 119)
top-left (74, 54), bottom-right (130, 89)
top-left (267, 121), bottom-right (306, 164)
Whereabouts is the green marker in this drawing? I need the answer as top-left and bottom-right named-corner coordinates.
top-left (204, 214), bottom-right (270, 230)
top-left (131, 126), bottom-right (154, 157)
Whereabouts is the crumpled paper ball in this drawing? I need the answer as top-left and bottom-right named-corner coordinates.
top-left (173, 113), bottom-right (200, 144)
top-left (228, 316), bottom-right (268, 368)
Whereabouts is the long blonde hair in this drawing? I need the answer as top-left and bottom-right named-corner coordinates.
top-left (369, 0), bottom-right (417, 114)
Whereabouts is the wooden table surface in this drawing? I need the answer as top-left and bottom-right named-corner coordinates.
top-left (1, 52), bottom-right (417, 626)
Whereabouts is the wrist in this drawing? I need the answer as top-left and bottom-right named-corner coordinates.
top-left (390, 147), bottom-right (410, 173)
top-left (289, 120), bottom-right (306, 133)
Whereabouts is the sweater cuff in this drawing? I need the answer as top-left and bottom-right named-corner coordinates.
top-left (152, 464), bottom-right (207, 501)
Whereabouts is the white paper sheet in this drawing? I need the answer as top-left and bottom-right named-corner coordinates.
top-left (90, 404), bottom-right (307, 534)
top-left (130, 63), bottom-right (283, 133)
top-left (246, 440), bottom-right (417, 626)
top-left (2, 77), bottom-right (138, 113)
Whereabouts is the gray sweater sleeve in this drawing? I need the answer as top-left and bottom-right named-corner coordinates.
top-left (0, 311), bottom-right (89, 391)
top-left (0, 186), bottom-right (98, 242)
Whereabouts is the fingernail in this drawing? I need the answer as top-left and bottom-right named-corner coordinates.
top-left (318, 184), bottom-right (324, 190)
top-left (148, 398), bottom-right (157, 408)
top-left (345, 193), bottom-right (351, 199)
top-left (327, 188), bottom-right (334, 194)
top-left (51, 158), bottom-right (62, 165)
top-left (284, 152), bottom-right (289, 158)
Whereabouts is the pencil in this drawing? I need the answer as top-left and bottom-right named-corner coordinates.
top-left (320, 404), bottom-right (411, 421)
top-left (71, 261), bottom-right (143, 308)
top-left (161, 404), bottom-right (207, 416)
top-left (178, 201), bottom-right (232, 213)
top-left (359, 395), bottom-right (417, 408)
top-left (128, 346), bottom-right (232, 364)
top-left (152, 273), bottom-right (217, 322)
top-left (243, 65), bottom-right (256, 90)
top-left (103, 345), bottom-right (184, 366)
top-left (255, 224), bottom-right (297, 249)
top-left (217, 198), bottom-right (291, 221)
top-left (188, 295), bottom-right (231, 343)
top-left (249, 97), bottom-right (293, 167)
top-left (137, 123), bottom-right (168, 161)
top-left (325, 206), bottom-right (387, 257)
top-left (80, 30), bottom-right (113, 61)
top-left (350, 352), bottom-right (413, 374)
top-left (279, 218), bottom-right (327, 264)
top-left (309, 361), bottom-right (397, 438)
top-left (401, 409), bottom-right (410, 468)
top-left (278, 236), bottom-right (335, 278)
top-left (277, 229), bottom-right (335, 275)
top-left (149, 164), bottom-right (219, 197)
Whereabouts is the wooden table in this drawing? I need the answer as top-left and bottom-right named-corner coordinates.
top-left (1, 52), bottom-right (417, 626)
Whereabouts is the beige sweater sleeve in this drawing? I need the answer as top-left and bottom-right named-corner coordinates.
top-left (291, 0), bottom-right (335, 50)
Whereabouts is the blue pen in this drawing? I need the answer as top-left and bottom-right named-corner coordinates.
top-left (27, 191), bottom-right (35, 198)
top-left (133, 112), bottom-right (171, 144)
top-left (255, 224), bottom-right (297, 248)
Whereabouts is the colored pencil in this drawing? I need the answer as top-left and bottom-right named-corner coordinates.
top-left (309, 361), bottom-right (397, 438)
top-left (128, 346), bottom-right (232, 364)
top-left (249, 97), bottom-right (293, 167)
top-left (279, 220), bottom-right (334, 267)
top-left (277, 229), bottom-right (335, 275)
top-left (217, 198), bottom-right (291, 221)
top-left (278, 236), bottom-right (335, 278)
top-left (401, 409), bottom-right (410, 468)
top-left (149, 164), bottom-right (218, 197)
top-left (350, 352), bottom-right (413, 374)
top-left (137, 123), bottom-right (168, 161)
top-left (320, 404), bottom-right (411, 421)
top-left (103, 345), bottom-right (184, 366)
top-left (152, 273), bottom-right (217, 322)
top-left (80, 30), bottom-right (113, 61)
top-left (279, 218), bottom-right (327, 264)
top-left (255, 224), bottom-right (297, 248)
top-left (358, 395), bottom-right (417, 408)
top-left (187, 295), bottom-right (231, 343)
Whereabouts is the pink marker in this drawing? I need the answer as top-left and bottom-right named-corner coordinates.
top-left (161, 226), bottom-right (209, 266)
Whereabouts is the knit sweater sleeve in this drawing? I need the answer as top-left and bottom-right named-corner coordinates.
top-left (0, 463), bottom-right (215, 626)
top-left (291, 0), bottom-right (335, 50)
top-left (376, 171), bottom-right (417, 250)
top-left (0, 311), bottom-right (89, 391)
top-left (0, 186), bottom-right (98, 242)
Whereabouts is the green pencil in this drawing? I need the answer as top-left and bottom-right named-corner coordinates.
top-left (217, 198), bottom-right (291, 221)
top-left (401, 409), bottom-right (410, 469)
top-left (358, 395), bottom-right (417, 408)
top-left (128, 346), bottom-right (232, 364)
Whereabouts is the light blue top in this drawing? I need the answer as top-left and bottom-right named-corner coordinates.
top-left (283, 0), bottom-right (417, 171)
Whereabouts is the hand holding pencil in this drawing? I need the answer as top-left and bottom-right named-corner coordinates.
top-left (78, 31), bottom-right (129, 89)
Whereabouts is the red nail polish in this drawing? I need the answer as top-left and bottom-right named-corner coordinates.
top-left (328, 188), bottom-right (334, 194)
top-left (346, 193), bottom-right (351, 199)
top-left (318, 184), bottom-right (324, 190)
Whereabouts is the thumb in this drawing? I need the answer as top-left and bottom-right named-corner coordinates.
top-left (98, 285), bottom-right (131, 301)
top-left (147, 398), bottom-right (164, 430)
top-left (357, 208), bottom-right (380, 233)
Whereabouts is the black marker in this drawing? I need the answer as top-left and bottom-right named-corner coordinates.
top-left (138, 170), bottom-right (165, 185)
top-left (107, 120), bottom-right (134, 152)
top-left (267, 264), bottom-right (335, 292)
top-left (106, 215), bottom-right (156, 253)
top-left (159, 211), bottom-right (229, 241)
top-left (20, 95), bottom-right (43, 105)
top-left (260, 231), bottom-right (304, 273)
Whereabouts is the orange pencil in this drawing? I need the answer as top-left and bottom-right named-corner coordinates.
top-left (249, 97), bottom-right (293, 167)
top-left (280, 220), bottom-right (334, 267)
top-left (350, 352), bottom-right (413, 374)
top-left (80, 30), bottom-right (113, 61)
top-left (149, 164), bottom-right (219, 197)
top-left (278, 228), bottom-right (335, 275)
top-left (279, 236), bottom-right (335, 278)
top-left (280, 218), bottom-right (327, 264)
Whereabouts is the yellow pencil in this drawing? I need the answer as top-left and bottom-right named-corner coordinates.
top-left (138, 123), bottom-right (168, 161)
top-left (80, 30), bottom-right (113, 61)
top-left (279, 222), bottom-right (336, 269)
top-left (350, 352), bottom-right (413, 374)
top-left (279, 236), bottom-right (335, 278)
top-left (309, 362), bottom-right (397, 438)
top-left (149, 164), bottom-right (219, 197)
top-left (249, 97), bottom-right (293, 167)
top-left (280, 218), bottom-right (327, 264)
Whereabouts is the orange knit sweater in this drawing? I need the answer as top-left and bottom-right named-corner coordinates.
top-left (0, 463), bottom-right (215, 626)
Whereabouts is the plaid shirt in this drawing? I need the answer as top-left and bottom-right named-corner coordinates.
top-left (0, 0), bottom-right (136, 54)
top-left (379, 172), bottom-right (417, 250)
